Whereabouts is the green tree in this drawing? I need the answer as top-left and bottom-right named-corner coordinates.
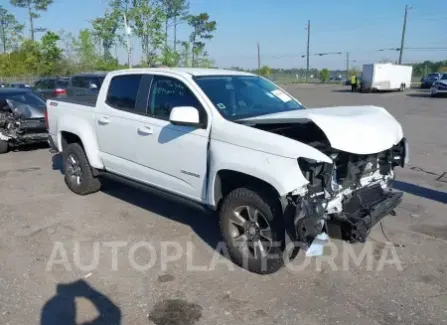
top-left (17, 39), bottom-right (41, 75)
top-left (129, 0), bottom-right (166, 66)
top-left (161, 45), bottom-right (180, 66)
top-left (73, 29), bottom-right (98, 71)
top-left (319, 68), bottom-right (330, 82)
top-left (259, 65), bottom-right (271, 77)
top-left (9, 0), bottom-right (54, 41)
top-left (0, 5), bottom-right (24, 53)
top-left (161, 0), bottom-right (189, 43)
top-left (178, 40), bottom-right (190, 67)
top-left (186, 12), bottom-right (216, 67)
top-left (92, 10), bottom-right (119, 61)
top-left (40, 30), bottom-right (61, 75)
top-left (58, 29), bottom-right (75, 59)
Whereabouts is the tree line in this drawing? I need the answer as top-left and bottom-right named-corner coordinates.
top-left (0, 0), bottom-right (217, 78)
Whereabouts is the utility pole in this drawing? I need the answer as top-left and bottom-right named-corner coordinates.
top-left (398, 5), bottom-right (409, 64)
top-left (346, 52), bottom-right (350, 78)
top-left (257, 42), bottom-right (261, 75)
top-left (123, 12), bottom-right (132, 68)
top-left (306, 20), bottom-right (310, 82)
top-left (174, 16), bottom-right (177, 52)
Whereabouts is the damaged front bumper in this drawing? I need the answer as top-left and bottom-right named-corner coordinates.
top-left (288, 183), bottom-right (403, 250)
top-left (332, 184), bottom-right (403, 243)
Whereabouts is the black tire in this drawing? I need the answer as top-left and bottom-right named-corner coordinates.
top-left (0, 139), bottom-right (8, 154)
top-left (219, 187), bottom-right (285, 274)
top-left (63, 143), bottom-right (101, 195)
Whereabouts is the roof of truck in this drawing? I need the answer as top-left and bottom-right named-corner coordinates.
top-left (112, 67), bottom-right (255, 77)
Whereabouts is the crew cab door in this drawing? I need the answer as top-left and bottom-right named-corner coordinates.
top-left (135, 75), bottom-right (210, 201)
top-left (94, 74), bottom-right (153, 179)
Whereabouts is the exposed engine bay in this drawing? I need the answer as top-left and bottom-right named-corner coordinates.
top-left (0, 99), bottom-right (47, 147)
top-left (253, 121), bottom-right (407, 246)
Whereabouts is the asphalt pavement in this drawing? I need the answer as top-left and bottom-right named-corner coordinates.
top-left (0, 85), bottom-right (446, 325)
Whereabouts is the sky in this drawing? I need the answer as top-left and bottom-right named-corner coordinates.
top-left (3, 0), bottom-right (447, 69)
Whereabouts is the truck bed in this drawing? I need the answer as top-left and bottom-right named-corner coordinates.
top-left (55, 94), bottom-right (98, 107)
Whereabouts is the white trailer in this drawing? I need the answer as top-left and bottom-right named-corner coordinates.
top-left (361, 63), bottom-right (413, 92)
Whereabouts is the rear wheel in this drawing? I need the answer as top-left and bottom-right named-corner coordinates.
top-left (219, 187), bottom-right (285, 274)
top-left (0, 139), bottom-right (8, 154)
top-left (63, 143), bottom-right (101, 195)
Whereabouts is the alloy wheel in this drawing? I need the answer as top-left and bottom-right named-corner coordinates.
top-left (66, 154), bottom-right (82, 186)
top-left (228, 206), bottom-right (273, 259)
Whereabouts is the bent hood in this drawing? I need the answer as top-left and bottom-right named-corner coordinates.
top-left (242, 105), bottom-right (404, 154)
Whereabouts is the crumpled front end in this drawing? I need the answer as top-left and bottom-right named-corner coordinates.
top-left (0, 110), bottom-right (47, 146)
top-left (289, 138), bottom-right (408, 247)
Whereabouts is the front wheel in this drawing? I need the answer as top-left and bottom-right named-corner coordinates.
top-left (63, 143), bottom-right (101, 195)
top-left (219, 187), bottom-right (286, 274)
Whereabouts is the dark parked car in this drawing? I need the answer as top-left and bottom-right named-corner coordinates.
top-left (33, 77), bottom-right (69, 99)
top-left (430, 73), bottom-right (447, 97)
top-left (8, 82), bottom-right (32, 89)
top-left (420, 73), bottom-right (441, 89)
top-left (0, 88), bottom-right (48, 153)
top-left (66, 72), bottom-right (107, 96)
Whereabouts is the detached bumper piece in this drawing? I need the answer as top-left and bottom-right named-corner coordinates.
top-left (338, 184), bottom-right (403, 243)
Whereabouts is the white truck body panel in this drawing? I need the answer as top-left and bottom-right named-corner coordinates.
top-left (47, 68), bottom-right (406, 208)
top-left (362, 63), bottom-right (413, 91)
top-left (241, 105), bottom-right (404, 154)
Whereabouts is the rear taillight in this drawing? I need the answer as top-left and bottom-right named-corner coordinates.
top-left (44, 107), bottom-right (48, 129)
top-left (53, 88), bottom-right (66, 95)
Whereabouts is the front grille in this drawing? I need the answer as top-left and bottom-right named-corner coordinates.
top-left (342, 184), bottom-right (385, 217)
top-left (334, 152), bottom-right (381, 188)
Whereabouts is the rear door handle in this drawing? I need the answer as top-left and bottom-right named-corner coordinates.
top-left (137, 125), bottom-right (153, 135)
top-left (98, 116), bottom-right (110, 125)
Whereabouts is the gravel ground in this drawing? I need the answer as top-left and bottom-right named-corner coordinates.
top-left (0, 85), bottom-right (446, 325)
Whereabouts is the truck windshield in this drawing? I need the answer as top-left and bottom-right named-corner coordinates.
top-left (194, 75), bottom-right (304, 120)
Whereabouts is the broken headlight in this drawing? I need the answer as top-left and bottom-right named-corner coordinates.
top-left (298, 157), bottom-right (335, 196)
top-left (391, 137), bottom-right (408, 168)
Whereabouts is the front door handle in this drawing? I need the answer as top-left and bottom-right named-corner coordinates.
top-left (137, 125), bottom-right (153, 135)
top-left (98, 116), bottom-right (110, 125)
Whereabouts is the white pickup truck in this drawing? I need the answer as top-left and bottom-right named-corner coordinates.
top-left (46, 68), bottom-right (408, 274)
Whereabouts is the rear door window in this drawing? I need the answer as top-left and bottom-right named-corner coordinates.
top-left (56, 79), bottom-right (69, 88)
top-left (46, 79), bottom-right (56, 89)
top-left (35, 80), bottom-right (47, 89)
top-left (71, 77), bottom-right (81, 87)
top-left (106, 74), bottom-right (145, 114)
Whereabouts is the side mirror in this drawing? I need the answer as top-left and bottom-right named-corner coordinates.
top-left (89, 83), bottom-right (98, 90)
top-left (169, 106), bottom-right (201, 127)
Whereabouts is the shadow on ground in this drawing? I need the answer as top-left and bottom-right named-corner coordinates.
top-left (12, 142), bottom-right (49, 152)
top-left (393, 180), bottom-right (447, 204)
top-left (51, 152), bottom-right (221, 251)
top-left (52, 153), bottom-right (64, 175)
top-left (41, 280), bottom-right (121, 325)
top-left (406, 92), bottom-right (431, 98)
top-left (100, 177), bottom-right (222, 251)
top-left (331, 88), bottom-right (354, 93)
